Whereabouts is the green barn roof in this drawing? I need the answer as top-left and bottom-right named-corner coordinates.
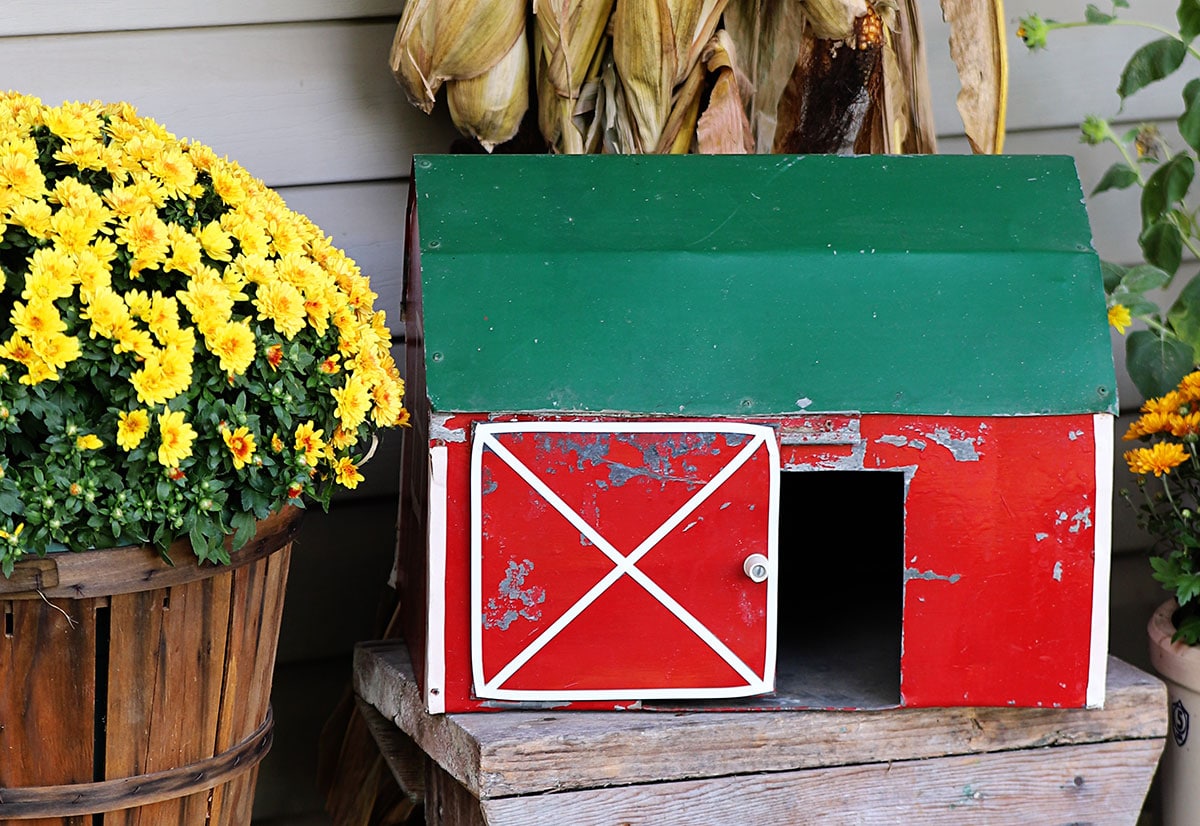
top-left (411, 154), bottom-right (1117, 417)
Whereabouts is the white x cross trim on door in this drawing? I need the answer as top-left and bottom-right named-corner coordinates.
top-left (470, 421), bottom-right (779, 701)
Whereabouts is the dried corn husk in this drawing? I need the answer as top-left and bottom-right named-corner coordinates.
top-left (535, 0), bottom-right (614, 152)
top-left (941, 0), bottom-right (1007, 153)
top-left (447, 28), bottom-right (530, 151)
top-left (612, 0), bottom-right (730, 152)
top-left (390, 0), bottom-right (526, 113)
top-left (536, 0), bottom-right (616, 98)
top-left (800, 0), bottom-right (871, 42)
top-left (722, 0), bottom-right (810, 152)
top-left (696, 30), bottom-right (754, 153)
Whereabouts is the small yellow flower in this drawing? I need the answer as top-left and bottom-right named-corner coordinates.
top-left (222, 426), bottom-right (257, 471)
top-left (208, 320), bottom-right (256, 375)
top-left (76, 434), bottom-right (103, 451)
top-left (117, 409), bottom-right (150, 451)
top-left (1126, 442), bottom-right (1190, 477)
top-left (332, 456), bottom-right (363, 489)
top-left (331, 373), bottom-right (372, 431)
top-left (1107, 303), bottom-right (1132, 334)
top-left (156, 409), bottom-right (197, 468)
top-left (294, 420), bottom-right (326, 466)
top-left (1125, 411), bottom-right (1173, 441)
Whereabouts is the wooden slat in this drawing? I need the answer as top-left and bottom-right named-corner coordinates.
top-left (4, 506), bottom-right (300, 601)
top-left (0, 712), bottom-right (272, 820)
top-left (2, 1), bottom-right (404, 36)
top-left (0, 599), bottom-right (97, 826)
top-left (0, 23), bottom-right (459, 188)
top-left (427, 761), bottom-right (486, 826)
top-left (356, 697), bottom-right (426, 802)
top-left (353, 641), bottom-right (1167, 800)
top-left (477, 738), bottom-right (1163, 825)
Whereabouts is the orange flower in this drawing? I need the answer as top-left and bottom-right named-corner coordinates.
top-left (221, 425), bottom-right (256, 470)
top-left (1126, 442), bottom-right (1190, 477)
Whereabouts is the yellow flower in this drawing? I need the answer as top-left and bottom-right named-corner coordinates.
top-left (8, 197), bottom-right (53, 237)
top-left (146, 147), bottom-right (196, 200)
top-left (332, 456), bottom-right (363, 489)
top-left (1107, 303), bottom-right (1132, 334)
top-left (11, 298), bottom-right (67, 340)
top-left (208, 320), bottom-right (256, 375)
top-left (1126, 442), bottom-right (1190, 477)
top-left (331, 372), bottom-right (372, 431)
top-left (1125, 411), bottom-right (1173, 441)
top-left (116, 209), bottom-right (170, 273)
top-left (196, 221), bottom-right (234, 262)
top-left (31, 332), bottom-right (82, 372)
top-left (371, 377), bottom-right (405, 427)
top-left (117, 409), bottom-right (150, 450)
top-left (294, 420), bottom-right (326, 466)
top-left (81, 286), bottom-right (130, 339)
top-left (76, 434), bottom-right (103, 451)
top-left (222, 426), bottom-right (257, 470)
top-left (156, 409), bottom-right (197, 468)
top-left (0, 148), bottom-right (47, 199)
top-left (254, 280), bottom-right (307, 339)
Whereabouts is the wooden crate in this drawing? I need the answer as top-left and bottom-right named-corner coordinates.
top-left (0, 507), bottom-right (301, 824)
top-left (354, 640), bottom-right (1167, 825)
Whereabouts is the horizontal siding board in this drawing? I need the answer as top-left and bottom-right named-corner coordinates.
top-left (0, 21), bottom-right (459, 187)
top-left (1, 1), bottom-right (404, 36)
top-left (920, 0), bottom-right (1186, 137)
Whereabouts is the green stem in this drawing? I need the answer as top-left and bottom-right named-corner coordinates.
top-left (1053, 18), bottom-right (1200, 62)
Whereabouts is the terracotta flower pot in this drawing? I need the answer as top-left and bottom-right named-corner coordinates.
top-left (1148, 599), bottom-right (1200, 825)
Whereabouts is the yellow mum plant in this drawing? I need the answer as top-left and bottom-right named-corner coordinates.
top-left (0, 93), bottom-right (408, 574)
top-left (1124, 369), bottom-right (1200, 642)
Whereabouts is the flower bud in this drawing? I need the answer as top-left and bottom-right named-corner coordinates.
top-left (1080, 115), bottom-right (1111, 146)
top-left (1016, 14), bottom-right (1049, 50)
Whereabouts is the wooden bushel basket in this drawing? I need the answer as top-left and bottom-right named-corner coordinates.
top-left (0, 507), bottom-right (302, 824)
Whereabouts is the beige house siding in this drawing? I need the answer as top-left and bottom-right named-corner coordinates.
top-left (0, 1), bottom-right (1180, 820)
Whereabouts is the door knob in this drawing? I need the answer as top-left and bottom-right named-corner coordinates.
top-left (743, 553), bottom-right (770, 583)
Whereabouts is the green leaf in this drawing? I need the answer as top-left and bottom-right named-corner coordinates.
top-left (230, 510), bottom-right (257, 552)
top-left (1093, 162), bottom-right (1139, 194)
top-left (1086, 3), bottom-right (1116, 23)
top-left (1170, 275), bottom-right (1200, 362)
top-left (1127, 329), bottom-right (1196, 398)
top-left (1101, 260), bottom-right (1129, 292)
top-left (1118, 37), bottom-right (1188, 100)
top-left (1123, 296), bottom-right (1161, 316)
top-left (1122, 263), bottom-right (1172, 293)
top-left (1181, 79), bottom-right (1200, 152)
top-left (1181, 0), bottom-right (1200, 41)
top-left (1140, 219), bottom-right (1185, 275)
top-left (1142, 154), bottom-right (1195, 226)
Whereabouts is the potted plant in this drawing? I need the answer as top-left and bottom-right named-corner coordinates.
top-left (1018, 3), bottom-right (1200, 821)
top-left (0, 92), bottom-right (407, 822)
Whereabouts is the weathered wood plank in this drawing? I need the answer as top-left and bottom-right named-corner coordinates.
top-left (353, 641), bottom-right (1167, 799)
top-left (478, 738), bottom-right (1163, 826)
top-left (356, 696), bottom-right (426, 802)
top-left (2, 1), bottom-right (404, 36)
top-left (427, 761), bottom-right (485, 826)
top-left (5, 506), bottom-right (300, 601)
top-left (0, 599), bottom-right (97, 826)
top-left (0, 23), bottom-right (459, 189)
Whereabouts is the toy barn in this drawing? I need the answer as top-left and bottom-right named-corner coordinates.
top-left (395, 153), bottom-right (1117, 714)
